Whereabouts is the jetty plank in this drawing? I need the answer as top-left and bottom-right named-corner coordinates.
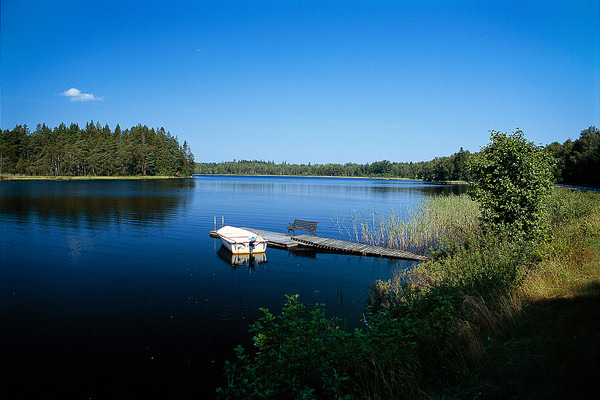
top-left (291, 235), bottom-right (429, 261)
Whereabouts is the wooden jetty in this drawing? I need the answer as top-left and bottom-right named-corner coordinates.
top-left (210, 228), bottom-right (428, 261)
top-left (291, 235), bottom-right (429, 261)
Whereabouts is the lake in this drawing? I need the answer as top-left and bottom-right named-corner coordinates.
top-left (0, 176), bottom-right (465, 399)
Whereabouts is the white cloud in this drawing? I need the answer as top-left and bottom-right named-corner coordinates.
top-left (62, 88), bottom-right (103, 102)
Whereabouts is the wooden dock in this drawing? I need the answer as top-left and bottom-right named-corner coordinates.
top-left (291, 235), bottom-right (429, 261)
top-left (210, 228), bottom-right (428, 261)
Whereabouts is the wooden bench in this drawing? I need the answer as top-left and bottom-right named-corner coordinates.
top-left (286, 219), bottom-right (318, 236)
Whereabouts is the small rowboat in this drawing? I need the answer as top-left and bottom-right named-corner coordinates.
top-left (216, 226), bottom-right (267, 255)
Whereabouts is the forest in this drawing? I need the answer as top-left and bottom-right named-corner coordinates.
top-left (197, 126), bottom-right (600, 187)
top-left (0, 122), bottom-right (195, 177)
top-left (196, 147), bottom-right (472, 181)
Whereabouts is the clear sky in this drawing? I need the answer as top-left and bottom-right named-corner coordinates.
top-left (1, 0), bottom-right (599, 164)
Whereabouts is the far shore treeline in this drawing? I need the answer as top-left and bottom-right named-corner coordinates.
top-left (0, 122), bottom-right (195, 177)
top-left (197, 126), bottom-right (600, 188)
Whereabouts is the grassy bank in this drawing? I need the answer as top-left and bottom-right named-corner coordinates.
top-left (219, 188), bottom-right (600, 399)
top-left (0, 174), bottom-right (189, 181)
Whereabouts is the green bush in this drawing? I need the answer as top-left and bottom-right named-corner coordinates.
top-left (217, 294), bottom-right (355, 399)
top-left (469, 130), bottom-right (555, 242)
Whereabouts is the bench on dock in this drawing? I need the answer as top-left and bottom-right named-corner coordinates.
top-left (286, 219), bottom-right (318, 236)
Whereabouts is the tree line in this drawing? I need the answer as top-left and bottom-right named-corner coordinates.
top-left (0, 122), bottom-right (195, 177)
top-left (196, 147), bottom-right (473, 181)
top-left (197, 126), bottom-right (599, 187)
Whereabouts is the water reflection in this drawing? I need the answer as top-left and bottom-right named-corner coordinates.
top-left (196, 175), bottom-right (467, 199)
top-left (217, 245), bottom-right (268, 268)
top-left (0, 179), bottom-right (196, 228)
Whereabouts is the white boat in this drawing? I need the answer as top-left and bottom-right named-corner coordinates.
top-left (216, 226), bottom-right (267, 255)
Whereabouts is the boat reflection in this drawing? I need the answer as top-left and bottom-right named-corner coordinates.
top-left (217, 245), bottom-right (267, 268)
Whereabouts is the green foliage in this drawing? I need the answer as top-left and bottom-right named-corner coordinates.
top-left (545, 187), bottom-right (600, 226)
top-left (217, 294), bottom-right (354, 399)
top-left (0, 122), bottom-right (194, 177)
top-left (469, 130), bottom-right (555, 241)
top-left (418, 234), bottom-right (536, 294)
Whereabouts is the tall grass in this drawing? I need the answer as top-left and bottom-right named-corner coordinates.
top-left (510, 189), bottom-right (600, 302)
top-left (336, 194), bottom-right (480, 256)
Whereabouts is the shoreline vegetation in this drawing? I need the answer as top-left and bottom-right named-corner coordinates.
top-left (218, 131), bottom-right (600, 399)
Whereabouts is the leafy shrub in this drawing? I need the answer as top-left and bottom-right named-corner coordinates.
top-left (469, 130), bottom-right (555, 242)
top-left (217, 294), bottom-right (355, 399)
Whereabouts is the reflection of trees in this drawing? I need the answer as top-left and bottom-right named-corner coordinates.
top-left (204, 177), bottom-right (467, 199)
top-left (0, 180), bottom-right (196, 228)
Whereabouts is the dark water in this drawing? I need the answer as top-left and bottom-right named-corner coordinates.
top-left (0, 176), bottom-right (464, 399)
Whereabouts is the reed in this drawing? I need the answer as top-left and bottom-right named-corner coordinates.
top-left (336, 194), bottom-right (480, 256)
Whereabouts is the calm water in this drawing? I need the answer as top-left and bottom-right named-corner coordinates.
top-left (0, 176), bottom-right (464, 399)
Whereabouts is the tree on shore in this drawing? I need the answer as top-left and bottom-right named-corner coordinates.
top-left (469, 130), bottom-right (555, 241)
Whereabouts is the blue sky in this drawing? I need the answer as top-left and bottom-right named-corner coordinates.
top-left (1, 0), bottom-right (599, 164)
